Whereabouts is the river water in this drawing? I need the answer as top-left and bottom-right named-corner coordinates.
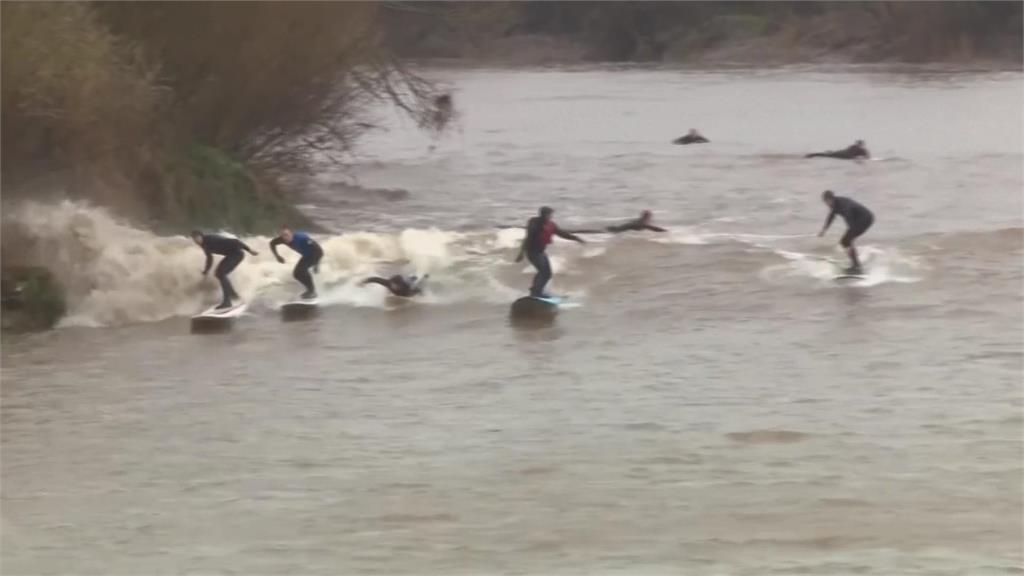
top-left (3, 66), bottom-right (1022, 575)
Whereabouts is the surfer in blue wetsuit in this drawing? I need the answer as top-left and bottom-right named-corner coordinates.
top-left (191, 230), bottom-right (259, 309)
top-left (516, 206), bottom-right (585, 298)
top-left (818, 190), bottom-right (874, 275)
top-left (270, 227), bottom-right (324, 299)
top-left (361, 274), bottom-right (427, 297)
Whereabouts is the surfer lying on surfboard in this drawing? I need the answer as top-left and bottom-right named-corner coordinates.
top-left (270, 226), bottom-right (323, 300)
top-left (606, 210), bottom-right (667, 233)
top-left (516, 206), bottom-right (585, 298)
top-left (361, 274), bottom-right (427, 297)
top-left (818, 190), bottom-right (874, 275)
top-left (191, 230), bottom-right (259, 310)
top-left (805, 139), bottom-right (869, 160)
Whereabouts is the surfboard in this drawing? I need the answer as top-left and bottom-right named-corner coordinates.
top-left (509, 294), bottom-right (564, 320)
top-left (280, 298), bottom-right (319, 321)
top-left (193, 301), bottom-right (247, 319)
top-left (531, 295), bottom-right (564, 306)
top-left (191, 302), bottom-right (247, 333)
top-left (834, 273), bottom-right (867, 281)
top-left (280, 297), bottom-right (319, 311)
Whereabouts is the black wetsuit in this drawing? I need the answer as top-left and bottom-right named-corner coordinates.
top-left (606, 218), bottom-right (667, 233)
top-left (200, 234), bottom-right (254, 306)
top-left (806, 144), bottom-right (869, 160)
top-left (673, 134), bottom-right (709, 145)
top-left (362, 275), bottom-right (423, 297)
top-left (824, 196), bottom-right (874, 248)
top-left (270, 232), bottom-right (323, 297)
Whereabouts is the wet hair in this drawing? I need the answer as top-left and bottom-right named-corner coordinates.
top-left (190, 229), bottom-right (203, 239)
top-left (822, 190), bottom-right (835, 200)
top-left (641, 209), bottom-right (652, 219)
top-left (539, 206), bottom-right (554, 216)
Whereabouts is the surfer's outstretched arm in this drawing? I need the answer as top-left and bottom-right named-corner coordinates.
top-left (554, 226), bottom-right (585, 243)
top-left (644, 224), bottom-right (667, 232)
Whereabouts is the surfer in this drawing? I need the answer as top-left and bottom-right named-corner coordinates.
top-left (806, 139), bottom-right (869, 160)
top-left (191, 230), bottom-right (259, 310)
top-left (606, 210), bottom-right (667, 233)
top-left (270, 227), bottom-right (324, 300)
top-left (818, 190), bottom-right (874, 275)
top-left (673, 129), bottom-right (709, 145)
top-left (361, 274), bottom-right (427, 298)
top-left (516, 206), bottom-right (585, 298)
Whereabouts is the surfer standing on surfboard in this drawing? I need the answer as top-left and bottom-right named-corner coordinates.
top-left (818, 190), bottom-right (875, 275)
top-left (516, 206), bottom-right (585, 298)
top-left (270, 227), bottom-right (324, 300)
top-left (191, 230), bottom-right (259, 310)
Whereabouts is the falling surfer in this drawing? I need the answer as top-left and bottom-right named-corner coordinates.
top-left (361, 274), bottom-right (428, 298)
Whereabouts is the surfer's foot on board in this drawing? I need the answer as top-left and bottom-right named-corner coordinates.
top-left (843, 265), bottom-right (863, 275)
top-left (300, 290), bottom-right (317, 300)
top-left (216, 300), bottom-right (234, 310)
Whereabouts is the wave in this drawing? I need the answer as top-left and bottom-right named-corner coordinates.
top-left (4, 201), bottom-right (964, 328)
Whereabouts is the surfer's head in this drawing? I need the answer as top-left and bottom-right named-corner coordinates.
top-left (539, 206), bottom-right (554, 221)
top-left (190, 230), bottom-right (203, 245)
top-left (279, 226), bottom-right (294, 243)
top-left (640, 209), bottom-right (653, 223)
top-left (688, 128), bottom-right (699, 136)
top-left (855, 139), bottom-right (865, 147)
top-left (822, 190), bottom-right (836, 207)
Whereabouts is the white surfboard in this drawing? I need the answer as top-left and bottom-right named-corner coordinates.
top-left (281, 297), bottom-right (319, 311)
top-left (193, 301), bottom-right (248, 319)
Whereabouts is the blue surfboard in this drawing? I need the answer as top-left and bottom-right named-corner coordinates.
top-left (531, 295), bottom-right (564, 306)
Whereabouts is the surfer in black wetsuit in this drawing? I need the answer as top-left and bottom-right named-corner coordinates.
top-left (270, 227), bottom-right (323, 299)
top-left (361, 274), bottom-right (427, 297)
top-left (191, 230), bottom-right (259, 309)
top-left (606, 210), bottom-right (667, 233)
top-left (516, 206), bottom-right (585, 298)
top-left (818, 190), bottom-right (874, 274)
top-left (673, 129), bottom-right (709, 145)
top-left (806, 140), bottom-right (869, 160)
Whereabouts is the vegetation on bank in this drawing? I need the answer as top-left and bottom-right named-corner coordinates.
top-left (2, 2), bottom-right (448, 234)
top-left (385, 2), bottom-right (1024, 64)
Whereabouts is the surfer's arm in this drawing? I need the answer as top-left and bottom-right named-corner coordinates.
top-left (554, 226), bottom-right (585, 243)
top-left (269, 237), bottom-right (286, 262)
top-left (201, 249), bottom-right (213, 275)
top-left (644, 224), bottom-right (668, 232)
top-left (238, 239), bottom-right (258, 256)
top-left (515, 236), bottom-right (527, 262)
top-left (819, 209), bottom-right (837, 236)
